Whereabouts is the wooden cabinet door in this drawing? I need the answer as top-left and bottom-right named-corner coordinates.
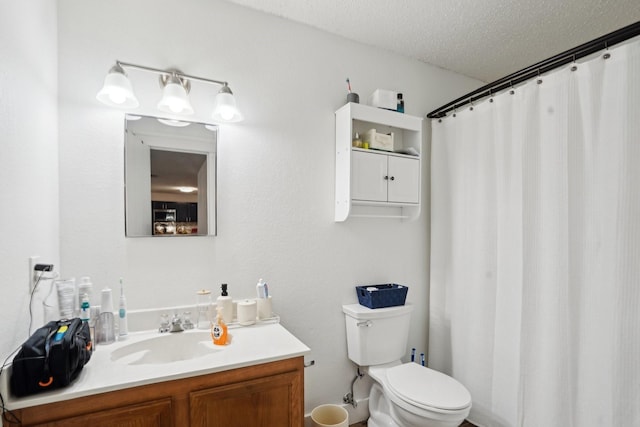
top-left (190, 371), bottom-right (301, 427)
top-left (351, 150), bottom-right (388, 202)
top-left (32, 398), bottom-right (173, 427)
top-left (387, 156), bottom-right (419, 203)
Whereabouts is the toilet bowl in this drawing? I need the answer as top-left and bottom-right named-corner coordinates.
top-left (342, 303), bottom-right (472, 427)
top-left (368, 362), bottom-right (471, 427)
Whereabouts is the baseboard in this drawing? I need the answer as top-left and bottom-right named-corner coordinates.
top-left (304, 398), bottom-right (369, 426)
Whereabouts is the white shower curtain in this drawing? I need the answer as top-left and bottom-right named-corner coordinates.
top-left (429, 36), bottom-right (640, 427)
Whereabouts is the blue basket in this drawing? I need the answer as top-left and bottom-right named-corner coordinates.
top-left (356, 284), bottom-right (408, 309)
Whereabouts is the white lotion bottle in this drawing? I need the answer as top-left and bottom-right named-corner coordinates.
top-left (118, 278), bottom-right (128, 340)
top-left (217, 283), bottom-right (233, 324)
top-left (256, 278), bottom-right (267, 299)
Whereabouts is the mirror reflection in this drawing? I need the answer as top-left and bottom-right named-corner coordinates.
top-left (125, 115), bottom-right (217, 237)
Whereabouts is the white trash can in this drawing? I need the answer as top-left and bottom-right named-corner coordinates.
top-left (311, 404), bottom-right (349, 427)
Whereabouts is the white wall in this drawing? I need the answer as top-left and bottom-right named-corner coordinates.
top-left (2, 0), bottom-right (481, 418)
top-left (0, 1), bottom-right (59, 357)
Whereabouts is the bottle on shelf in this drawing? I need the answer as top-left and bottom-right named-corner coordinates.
top-left (352, 132), bottom-right (362, 148)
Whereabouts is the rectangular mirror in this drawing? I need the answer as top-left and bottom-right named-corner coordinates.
top-left (124, 115), bottom-right (217, 237)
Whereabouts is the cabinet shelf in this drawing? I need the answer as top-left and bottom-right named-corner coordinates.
top-left (335, 102), bottom-right (423, 221)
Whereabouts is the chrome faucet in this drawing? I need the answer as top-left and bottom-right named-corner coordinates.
top-left (168, 312), bottom-right (184, 333)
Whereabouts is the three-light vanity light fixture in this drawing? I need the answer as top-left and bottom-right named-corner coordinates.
top-left (96, 61), bottom-right (243, 123)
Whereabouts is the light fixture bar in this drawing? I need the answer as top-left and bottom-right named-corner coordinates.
top-left (97, 60), bottom-right (243, 122)
top-left (116, 61), bottom-right (228, 87)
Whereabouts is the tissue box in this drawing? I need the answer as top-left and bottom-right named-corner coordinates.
top-left (364, 129), bottom-right (394, 151)
top-left (356, 284), bottom-right (408, 309)
top-left (368, 89), bottom-right (398, 110)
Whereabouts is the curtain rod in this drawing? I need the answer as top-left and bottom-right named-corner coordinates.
top-left (427, 21), bottom-right (640, 119)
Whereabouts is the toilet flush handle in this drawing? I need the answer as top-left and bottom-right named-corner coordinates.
top-left (357, 320), bottom-right (372, 327)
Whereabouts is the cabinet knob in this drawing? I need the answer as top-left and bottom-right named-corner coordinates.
top-left (384, 175), bottom-right (389, 180)
top-left (390, 176), bottom-right (395, 181)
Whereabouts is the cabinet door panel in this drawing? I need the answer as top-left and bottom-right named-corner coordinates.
top-left (190, 371), bottom-right (299, 427)
top-left (351, 151), bottom-right (387, 202)
top-left (387, 156), bottom-right (419, 203)
top-left (33, 398), bottom-right (173, 427)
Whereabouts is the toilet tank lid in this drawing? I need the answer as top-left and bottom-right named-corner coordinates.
top-left (387, 363), bottom-right (472, 411)
top-left (342, 303), bottom-right (413, 319)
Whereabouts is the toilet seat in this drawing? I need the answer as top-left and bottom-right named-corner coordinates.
top-left (373, 363), bottom-right (471, 413)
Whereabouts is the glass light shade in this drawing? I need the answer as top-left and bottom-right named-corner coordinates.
top-left (212, 89), bottom-right (243, 123)
top-left (96, 68), bottom-right (139, 108)
top-left (157, 118), bottom-right (191, 127)
top-left (157, 81), bottom-right (194, 115)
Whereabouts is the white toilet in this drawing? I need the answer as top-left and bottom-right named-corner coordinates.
top-left (343, 303), bottom-right (472, 427)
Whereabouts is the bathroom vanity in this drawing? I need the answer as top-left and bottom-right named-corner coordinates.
top-left (2, 323), bottom-right (309, 426)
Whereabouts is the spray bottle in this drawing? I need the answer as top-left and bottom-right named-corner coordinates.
top-left (97, 287), bottom-right (115, 345)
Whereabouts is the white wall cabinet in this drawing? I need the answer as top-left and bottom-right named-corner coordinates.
top-left (352, 150), bottom-right (420, 203)
top-left (335, 102), bottom-right (423, 221)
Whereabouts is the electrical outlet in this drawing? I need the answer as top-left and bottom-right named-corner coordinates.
top-left (28, 256), bottom-right (40, 293)
top-left (28, 257), bottom-right (54, 292)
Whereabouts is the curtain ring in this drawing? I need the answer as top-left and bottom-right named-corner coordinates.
top-left (536, 69), bottom-right (543, 85)
top-left (489, 89), bottom-right (494, 103)
top-left (509, 81), bottom-right (515, 95)
top-left (469, 97), bottom-right (474, 111)
top-left (603, 42), bottom-right (611, 59)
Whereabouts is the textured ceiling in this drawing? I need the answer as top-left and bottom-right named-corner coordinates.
top-left (223, 0), bottom-right (640, 82)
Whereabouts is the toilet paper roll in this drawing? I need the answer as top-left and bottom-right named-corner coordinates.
top-left (257, 296), bottom-right (272, 320)
top-left (237, 299), bottom-right (257, 326)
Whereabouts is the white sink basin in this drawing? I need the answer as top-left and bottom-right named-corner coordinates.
top-left (110, 331), bottom-right (223, 365)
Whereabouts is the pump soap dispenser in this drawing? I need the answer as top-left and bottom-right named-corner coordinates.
top-left (216, 283), bottom-right (233, 324)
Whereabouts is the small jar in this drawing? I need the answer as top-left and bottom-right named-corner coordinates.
top-left (196, 289), bottom-right (212, 329)
top-left (182, 311), bottom-right (194, 329)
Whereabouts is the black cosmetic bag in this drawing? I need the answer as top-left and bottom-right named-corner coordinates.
top-left (10, 318), bottom-right (93, 397)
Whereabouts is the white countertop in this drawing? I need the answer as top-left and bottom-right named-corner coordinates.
top-left (1, 322), bottom-right (310, 410)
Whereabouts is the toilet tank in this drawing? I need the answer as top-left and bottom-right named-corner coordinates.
top-left (342, 303), bottom-right (413, 366)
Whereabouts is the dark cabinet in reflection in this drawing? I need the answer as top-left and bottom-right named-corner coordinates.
top-left (152, 201), bottom-right (198, 235)
top-left (176, 202), bottom-right (198, 222)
